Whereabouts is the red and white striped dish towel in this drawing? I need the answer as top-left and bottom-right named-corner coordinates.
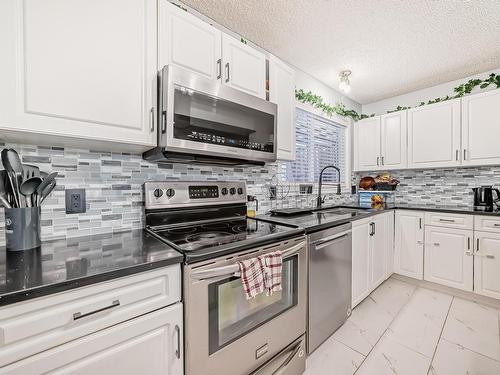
top-left (238, 251), bottom-right (283, 299)
top-left (262, 250), bottom-right (283, 296)
top-left (238, 256), bottom-right (266, 299)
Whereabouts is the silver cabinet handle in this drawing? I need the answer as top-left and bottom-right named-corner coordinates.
top-left (225, 62), bottom-right (230, 83)
top-left (439, 218), bottom-right (455, 223)
top-left (467, 237), bottom-right (471, 250)
top-left (73, 300), bottom-right (120, 321)
top-left (417, 240), bottom-right (423, 244)
top-left (381, 156), bottom-right (384, 166)
top-left (433, 242), bottom-right (440, 246)
top-left (455, 150), bottom-right (459, 161)
top-left (149, 107), bottom-right (155, 132)
top-left (376, 157), bottom-right (380, 166)
top-left (419, 218), bottom-right (422, 229)
top-left (493, 223), bottom-right (500, 227)
top-left (174, 325), bottom-right (181, 359)
top-left (464, 149), bottom-right (467, 160)
top-left (216, 59), bottom-right (222, 80)
top-left (273, 340), bottom-right (303, 375)
top-left (476, 238), bottom-right (480, 252)
top-left (160, 65), bottom-right (168, 134)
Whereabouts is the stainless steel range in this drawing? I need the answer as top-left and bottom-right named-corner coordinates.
top-left (144, 181), bottom-right (307, 375)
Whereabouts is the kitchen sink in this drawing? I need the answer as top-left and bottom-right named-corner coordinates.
top-left (315, 207), bottom-right (371, 216)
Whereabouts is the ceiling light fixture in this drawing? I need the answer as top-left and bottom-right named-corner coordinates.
top-left (339, 70), bottom-right (352, 93)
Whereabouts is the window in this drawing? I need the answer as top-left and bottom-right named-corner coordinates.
top-left (282, 107), bottom-right (347, 184)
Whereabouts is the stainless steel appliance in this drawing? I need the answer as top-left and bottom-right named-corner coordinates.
top-left (473, 186), bottom-right (500, 211)
top-left (144, 181), bottom-right (307, 375)
top-left (143, 66), bottom-right (278, 166)
top-left (308, 222), bottom-right (352, 353)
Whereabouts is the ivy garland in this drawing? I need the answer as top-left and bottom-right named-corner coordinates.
top-left (295, 72), bottom-right (500, 120)
top-left (295, 89), bottom-right (373, 121)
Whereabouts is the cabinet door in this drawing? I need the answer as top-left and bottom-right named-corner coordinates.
top-left (0, 0), bottom-right (157, 148)
top-left (385, 211), bottom-right (395, 279)
top-left (424, 227), bottom-right (473, 291)
top-left (462, 90), bottom-right (500, 166)
top-left (158, 1), bottom-right (222, 81)
top-left (222, 33), bottom-right (266, 99)
top-left (0, 304), bottom-right (183, 375)
top-left (407, 99), bottom-right (461, 169)
top-left (370, 215), bottom-right (387, 290)
top-left (354, 116), bottom-right (382, 171)
top-left (381, 111), bottom-right (407, 169)
top-left (352, 222), bottom-right (371, 308)
top-left (394, 211), bottom-right (424, 280)
top-left (269, 55), bottom-right (296, 161)
top-left (474, 232), bottom-right (500, 299)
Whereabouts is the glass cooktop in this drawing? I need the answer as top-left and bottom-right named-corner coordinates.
top-left (153, 218), bottom-right (294, 252)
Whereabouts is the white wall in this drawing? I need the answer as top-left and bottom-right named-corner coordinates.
top-left (362, 67), bottom-right (500, 115)
top-left (295, 69), bottom-right (362, 114)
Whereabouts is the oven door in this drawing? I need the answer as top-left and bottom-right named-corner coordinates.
top-left (159, 65), bottom-right (277, 163)
top-left (184, 237), bottom-right (307, 375)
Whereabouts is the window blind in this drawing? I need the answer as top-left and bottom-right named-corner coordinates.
top-left (283, 107), bottom-right (347, 184)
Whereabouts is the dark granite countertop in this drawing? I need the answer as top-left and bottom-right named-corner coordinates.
top-left (0, 229), bottom-right (183, 306)
top-left (257, 204), bottom-right (500, 233)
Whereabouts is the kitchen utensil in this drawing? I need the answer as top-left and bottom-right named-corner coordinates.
top-left (20, 176), bottom-right (42, 207)
top-left (23, 164), bottom-right (40, 179)
top-left (39, 180), bottom-right (56, 204)
top-left (36, 172), bottom-right (57, 206)
top-left (1, 149), bottom-right (20, 207)
top-left (0, 170), bottom-right (12, 208)
top-left (473, 186), bottom-right (500, 210)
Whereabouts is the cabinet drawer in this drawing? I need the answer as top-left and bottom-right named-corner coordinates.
top-left (474, 215), bottom-right (500, 233)
top-left (0, 265), bottom-right (181, 367)
top-left (425, 212), bottom-right (473, 230)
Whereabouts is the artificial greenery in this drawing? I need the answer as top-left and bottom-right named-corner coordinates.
top-left (295, 89), bottom-right (373, 121)
top-left (296, 73), bottom-right (500, 120)
top-left (388, 73), bottom-right (500, 113)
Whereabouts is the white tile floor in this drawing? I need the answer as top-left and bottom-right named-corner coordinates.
top-left (305, 277), bottom-right (500, 375)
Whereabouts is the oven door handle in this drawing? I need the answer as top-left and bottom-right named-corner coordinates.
top-left (272, 340), bottom-right (303, 375)
top-left (190, 240), bottom-right (305, 281)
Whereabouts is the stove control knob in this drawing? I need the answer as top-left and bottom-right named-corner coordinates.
top-left (153, 189), bottom-right (163, 198)
top-left (237, 188), bottom-right (243, 195)
top-left (221, 187), bottom-right (228, 195)
top-left (229, 187), bottom-right (236, 195)
top-left (166, 188), bottom-right (175, 198)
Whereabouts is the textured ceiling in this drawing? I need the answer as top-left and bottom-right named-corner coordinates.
top-left (180, 0), bottom-right (500, 104)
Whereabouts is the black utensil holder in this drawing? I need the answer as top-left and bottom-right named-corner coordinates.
top-left (4, 207), bottom-right (41, 251)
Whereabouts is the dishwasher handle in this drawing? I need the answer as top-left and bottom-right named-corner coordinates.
top-left (312, 230), bottom-right (351, 250)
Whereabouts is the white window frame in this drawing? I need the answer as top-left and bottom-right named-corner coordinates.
top-left (283, 101), bottom-right (352, 193)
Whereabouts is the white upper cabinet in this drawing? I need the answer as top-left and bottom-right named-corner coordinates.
top-left (158, 2), bottom-right (221, 81)
top-left (0, 0), bottom-right (157, 150)
top-left (424, 226), bottom-right (473, 291)
top-left (394, 210), bottom-right (424, 280)
top-left (269, 56), bottom-right (296, 161)
top-left (380, 111), bottom-right (407, 169)
top-left (462, 89), bottom-right (500, 166)
top-left (354, 116), bottom-right (381, 171)
top-left (407, 99), bottom-right (461, 169)
top-left (222, 33), bottom-right (266, 99)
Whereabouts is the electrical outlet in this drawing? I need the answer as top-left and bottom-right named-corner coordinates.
top-left (65, 189), bottom-right (86, 214)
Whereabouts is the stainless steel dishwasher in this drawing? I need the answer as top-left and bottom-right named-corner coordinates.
top-left (307, 222), bottom-right (352, 353)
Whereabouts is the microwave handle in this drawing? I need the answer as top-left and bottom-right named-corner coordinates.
top-left (190, 241), bottom-right (305, 281)
top-left (160, 65), bottom-right (169, 134)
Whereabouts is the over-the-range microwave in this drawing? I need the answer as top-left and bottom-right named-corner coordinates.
top-left (143, 65), bottom-right (278, 166)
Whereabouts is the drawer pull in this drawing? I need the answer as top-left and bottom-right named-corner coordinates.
top-left (73, 300), bottom-right (120, 321)
top-left (433, 242), bottom-right (440, 246)
top-left (439, 219), bottom-right (455, 223)
top-left (493, 224), bottom-right (500, 227)
top-left (175, 325), bottom-right (181, 359)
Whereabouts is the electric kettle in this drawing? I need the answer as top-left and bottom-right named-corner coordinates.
top-left (473, 186), bottom-right (500, 210)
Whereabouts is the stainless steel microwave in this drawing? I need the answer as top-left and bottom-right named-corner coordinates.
top-left (143, 65), bottom-right (278, 166)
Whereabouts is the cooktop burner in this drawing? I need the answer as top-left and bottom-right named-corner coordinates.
top-left (152, 218), bottom-right (292, 252)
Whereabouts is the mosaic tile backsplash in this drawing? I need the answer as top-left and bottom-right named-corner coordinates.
top-left (0, 143), bottom-right (356, 245)
top-left (354, 166), bottom-right (500, 207)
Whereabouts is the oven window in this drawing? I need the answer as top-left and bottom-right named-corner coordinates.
top-left (208, 256), bottom-right (298, 354)
top-left (173, 85), bottom-right (275, 153)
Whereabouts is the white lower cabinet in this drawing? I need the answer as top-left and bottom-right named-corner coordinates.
top-left (424, 226), bottom-right (473, 291)
top-left (394, 211), bottom-right (424, 280)
top-left (474, 231), bottom-right (500, 299)
top-left (352, 213), bottom-right (390, 308)
top-left (0, 303), bottom-right (183, 375)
